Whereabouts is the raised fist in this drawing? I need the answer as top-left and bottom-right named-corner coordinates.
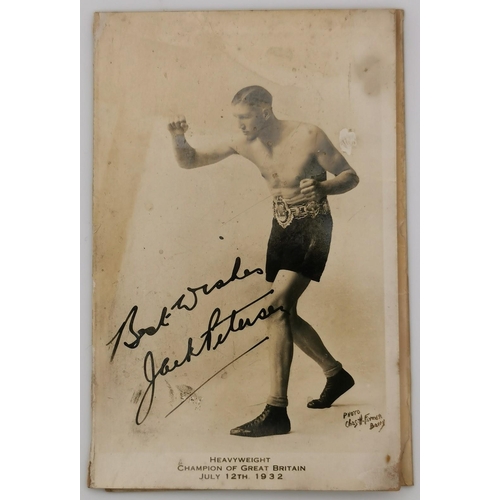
top-left (168, 115), bottom-right (189, 136)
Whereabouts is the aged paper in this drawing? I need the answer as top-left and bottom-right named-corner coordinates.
top-left (90, 9), bottom-right (412, 491)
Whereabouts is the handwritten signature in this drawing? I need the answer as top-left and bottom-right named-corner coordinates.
top-left (106, 256), bottom-right (263, 361)
top-left (106, 257), bottom-right (284, 425)
top-left (136, 291), bottom-right (283, 424)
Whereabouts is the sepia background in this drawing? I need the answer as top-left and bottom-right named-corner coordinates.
top-left (91, 10), bottom-right (402, 490)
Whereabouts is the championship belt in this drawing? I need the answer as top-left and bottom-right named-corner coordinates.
top-left (273, 196), bottom-right (330, 229)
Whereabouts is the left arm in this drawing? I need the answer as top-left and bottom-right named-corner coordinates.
top-left (300, 127), bottom-right (359, 200)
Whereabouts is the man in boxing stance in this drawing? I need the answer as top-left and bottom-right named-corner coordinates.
top-left (168, 86), bottom-right (359, 437)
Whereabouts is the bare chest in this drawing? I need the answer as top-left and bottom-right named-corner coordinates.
top-left (239, 139), bottom-right (323, 190)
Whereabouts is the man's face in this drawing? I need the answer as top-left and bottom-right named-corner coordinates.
top-left (232, 103), bottom-right (269, 140)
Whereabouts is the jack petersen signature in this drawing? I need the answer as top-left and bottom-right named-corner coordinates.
top-left (106, 257), bottom-right (285, 425)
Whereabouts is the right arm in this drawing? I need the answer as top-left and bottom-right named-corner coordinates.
top-left (168, 115), bottom-right (236, 169)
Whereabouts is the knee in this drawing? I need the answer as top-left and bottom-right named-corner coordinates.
top-left (267, 295), bottom-right (294, 323)
top-left (267, 308), bottom-right (289, 326)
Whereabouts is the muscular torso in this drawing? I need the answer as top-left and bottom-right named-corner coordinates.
top-left (233, 121), bottom-right (326, 201)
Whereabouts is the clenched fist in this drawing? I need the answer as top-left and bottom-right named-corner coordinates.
top-left (300, 178), bottom-right (326, 202)
top-left (168, 115), bottom-right (189, 136)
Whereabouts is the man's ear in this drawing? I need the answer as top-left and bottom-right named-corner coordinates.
top-left (263, 108), bottom-right (271, 120)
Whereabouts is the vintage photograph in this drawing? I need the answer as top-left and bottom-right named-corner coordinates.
top-left (90, 9), bottom-right (411, 491)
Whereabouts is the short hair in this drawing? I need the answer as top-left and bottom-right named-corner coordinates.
top-left (231, 85), bottom-right (273, 108)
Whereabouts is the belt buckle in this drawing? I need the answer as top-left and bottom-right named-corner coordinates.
top-left (274, 197), bottom-right (293, 228)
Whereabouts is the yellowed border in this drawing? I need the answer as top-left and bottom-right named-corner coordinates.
top-left (395, 8), bottom-right (414, 487)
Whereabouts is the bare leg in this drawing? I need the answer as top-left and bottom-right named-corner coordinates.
top-left (230, 270), bottom-right (309, 437)
top-left (292, 306), bottom-right (354, 409)
top-left (288, 302), bottom-right (354, 409)
top-left (289, 306), bottom-right (342, 376)
top-left (230, 270), bottom-right (354, 436)
top-left (284, 292), bottom-right (355, 409)
top-left (265, 271), bottom-right (312, 405)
